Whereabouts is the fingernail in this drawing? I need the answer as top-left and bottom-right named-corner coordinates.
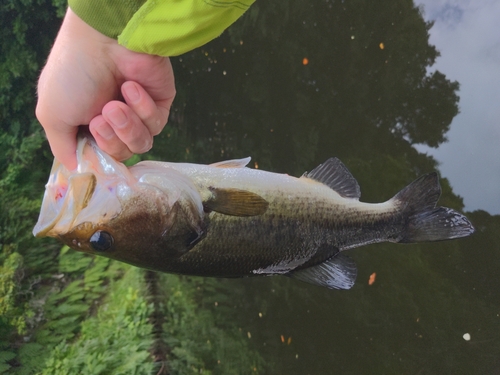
top-left (124, 83), bottom-right (140, 103)
top-left (108, 107), bottom-right (127, 128)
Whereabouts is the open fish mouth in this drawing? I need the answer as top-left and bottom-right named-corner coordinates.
top-left (33, 135), bottom-right (131, 238)
top-left (33, 160), bottom-right (96, 237)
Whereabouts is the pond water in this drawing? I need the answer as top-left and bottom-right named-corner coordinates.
top-left (151, 1), bottom-right (499, 374)
top-left (415, 0), bottom-right (500, 215)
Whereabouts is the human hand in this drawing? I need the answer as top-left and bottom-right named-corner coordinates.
top-left (36, 8), bottom-right (176, 170)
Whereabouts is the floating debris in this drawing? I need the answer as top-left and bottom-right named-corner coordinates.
top-left (368, 272), bottom-right (377, 285)
top-left (463, 333), bottom-right (471, 341)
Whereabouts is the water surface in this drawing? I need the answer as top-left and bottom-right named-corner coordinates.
top-left (150, 1), bottom-right (500, 373)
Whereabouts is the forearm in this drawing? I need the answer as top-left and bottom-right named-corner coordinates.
top-left (68, 0), bottom-right (255, 56)
top-left (68, 0), bottom-right (145, 39)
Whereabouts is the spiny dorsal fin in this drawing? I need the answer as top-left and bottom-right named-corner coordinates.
top-left (210, 157), bottom-right (251, 168)
top-left (302, 158), bottom-right (361, 199)
top-left (204, 187), bottom-right (268, 216)
top-left (287, 253), bottom-right (358, 290)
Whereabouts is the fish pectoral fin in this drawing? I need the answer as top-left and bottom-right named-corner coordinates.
top-left (301, 158), bottom-right (361, 199)
top-left (204, 188), bottom-right (269, 217)
top-left (287, 253), bottom-right (358, 290)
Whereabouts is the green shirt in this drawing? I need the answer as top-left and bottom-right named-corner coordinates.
top-left (68, 0), bottom-right (254, 56)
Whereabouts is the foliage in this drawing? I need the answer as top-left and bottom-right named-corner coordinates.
top-left (160, 275), bottom-right (266, 375)
top-left (41, 265), bottom-right (155, 375)
top-left (0, 0), bottom-right (64, 348)
top-left (0, 252), bottom-right (25, 334)
top-left (4, 249), bottom-right (112, 374)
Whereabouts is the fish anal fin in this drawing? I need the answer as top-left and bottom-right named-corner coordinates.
top-left (210, 157), bottom-right (251, 168)
top-left (287, 253), bottom-right (358, 290)
top-left (204, 187), bottom-right (268, 217)
top-left (302, 158), bottom-right (361, 199)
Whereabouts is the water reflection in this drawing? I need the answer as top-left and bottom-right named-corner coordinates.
top-left (147, 0), bottom-right (499, 373)
top-left (415, 0), bottom-right (500, 214)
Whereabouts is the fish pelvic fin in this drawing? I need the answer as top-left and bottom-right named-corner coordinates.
top-left (204, 187), bottom-right (269, 216)
top-left (287, 253), bottom-right (357, 290)
top-left (302, 158), bottom-right (361, 199)
top-left (394, 173), bottom-right (475, 243)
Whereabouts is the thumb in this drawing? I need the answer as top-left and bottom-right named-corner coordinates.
top-left (37, 114), bottom-right (79, 170)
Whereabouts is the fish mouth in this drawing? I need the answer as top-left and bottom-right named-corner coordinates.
top-left (33, 134), bottom-right (130, 238)
top-left (33, 162), bottom-right (97, 237)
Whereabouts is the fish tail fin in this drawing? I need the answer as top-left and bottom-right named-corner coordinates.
top-left (393, 173), bottom-right (475, 243)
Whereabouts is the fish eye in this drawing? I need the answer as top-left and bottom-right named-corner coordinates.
top-left (89, 231), bottom-right (114, 252)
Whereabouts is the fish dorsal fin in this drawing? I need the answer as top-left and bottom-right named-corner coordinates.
top-left (204, 187), bottom-right (268, 216)
top-left (210, 157), bottom-right (251, 168)
top-left (287, 253), bottom-right (358, 290)
top-left (302, 158), bottom-right (361, 199)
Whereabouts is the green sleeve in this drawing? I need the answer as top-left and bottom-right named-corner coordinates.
top-left (68, 0), bottom-right (254, 57)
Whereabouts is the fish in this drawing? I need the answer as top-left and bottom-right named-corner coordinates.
top-left (33, 135), bottom-right (475, 290)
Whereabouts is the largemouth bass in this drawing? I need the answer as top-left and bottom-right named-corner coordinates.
top-left (33, 135), bottom-right (474, 289)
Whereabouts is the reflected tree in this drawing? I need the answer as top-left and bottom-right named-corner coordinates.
top-left (170, 0), bottom-right (459, 176)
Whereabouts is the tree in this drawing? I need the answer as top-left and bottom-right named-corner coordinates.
top-left (0, 0), bottom-right (64, 344)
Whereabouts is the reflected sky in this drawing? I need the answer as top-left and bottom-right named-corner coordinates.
top-left (415, 0), bottom-right (500, 214)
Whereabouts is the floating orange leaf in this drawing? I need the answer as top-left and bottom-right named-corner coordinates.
top-left (302, 57), bottom-right (309, 65)
top-left (368, 272), bottom-right (377, 285)
top-left (281, 335), bottom-right (285, 343)
top-left (379, 42), bottom-right (384, 50)
top-left (287, 337), bottom-right (292, 345)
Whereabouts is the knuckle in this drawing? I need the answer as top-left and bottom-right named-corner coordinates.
top-left (136, 103), bottom-right (157, 123)
top-left (120, 126), bottom-right (152, 154)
